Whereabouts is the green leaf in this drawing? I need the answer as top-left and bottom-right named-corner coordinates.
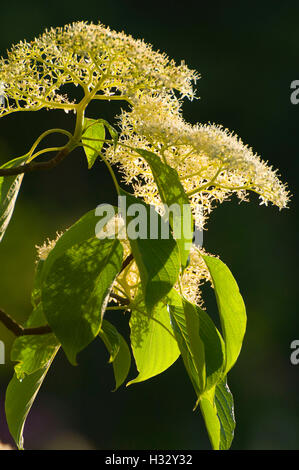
top-left (82, 118), bottom-right (105, 168)
top-left (169, 302), bottom-right (225, 396)
top-left (31, 260), bottom-right (44, 308)
top-left (99, 319), bottom-right (131, 390)
top-left (42, 238), bottom-right (123, 364)
top-left (185, 301), bottom-right (225, 392)
top-left (11, 303), bottom-right (59, 380)
top-left (34, 208), bottom-right (113, 293)
top-left (215, 378), bottom-right (235, 449)
top-left (119, 189), bottom-right (180, 312)
top-left (6, 304), bottom-right (59, 449)
top-left (0, 154), bottom-right (29, 242)
top-left (199, 389), bottom-right (220, 450)
top-left (11, 334), bottom-right (59, 381)
top-left (202, 255), bottom-right (247, 374)
top-left (182, 301), bottom-right (206, 392)
top-left (5, 356), bottom-right (57, 449)
top-left (135, 148), bottom-right (193, 268)
top-left (199, 378), bottom-right (235, 450)
top-left (128, 297), bottom-right (180, 385)
top-left (101, 119), bottom-right (119, 150)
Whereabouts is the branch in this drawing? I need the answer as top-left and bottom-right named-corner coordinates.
top-left (120, 253), bottom-right (134, 274)
top-left (0, 146), bottom-right (71, 177)
top-left (109, 293), bottom-right (130, 306)
top-left (0, 258), bottom-right (134, 336)
top-left (0, 308), bottom-right (52, 337)
top-left (107, 254), bottom-right (134, 306)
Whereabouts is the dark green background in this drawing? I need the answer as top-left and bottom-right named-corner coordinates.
top-left (0, 0), bottom-right (298, 450)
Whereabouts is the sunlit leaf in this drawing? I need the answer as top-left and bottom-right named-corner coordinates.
top-left (10, 304), bottom-right (59, 381)
top-left (128, 296), bottom-right (180, 385)
top-left (5, 356), bottom-right (58, 449)
top-left (6, 304), bottom-right (59, 449)
top-left (199, 378), bottom-right (235, 450)
top-left (42, 238), bottom-right (123, 364)
top-left (33, 208), bottom-right (114, 296)
top-left (202, 255), bottom-right (246, 374)
top-left (119, 189), bottom-right (180, 312)
top-left (0, 154), bottom-right (29, 242)
top-left (169, 299), bottom-right (225, 395)
top-left (11, 334), bottom-right (58, 381)
top-left (135, 148), bottom-right (193, 268)
top-left (82, 118), bottom-right (105, 168)
top-left (99, 319), bottom-right (131, 390)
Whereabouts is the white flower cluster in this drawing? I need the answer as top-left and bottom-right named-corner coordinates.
top-left (8, 21), bottom-right (287, 308)
top-left (0, 22), bottom-right (198, 118)
top-left (106, 94), bottom-right (290, 232)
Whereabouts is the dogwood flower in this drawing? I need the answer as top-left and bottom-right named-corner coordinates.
top-left (6, 21), bottom-right (289, 309)
top-left (0, 22), bottom-right (198, 118)
top-left (106, 94), bottom-right (290, 230)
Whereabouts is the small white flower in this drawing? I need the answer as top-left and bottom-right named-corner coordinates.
top-left (0, 81), bottom-right (6, 105)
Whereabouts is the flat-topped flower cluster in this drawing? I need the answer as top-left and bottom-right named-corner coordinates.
top-left (1, 21), bottom-right (289, 307)
top-left (108, 94), bottom-right (290, 232)
top-left (0, 21), bottom-right (197, 117)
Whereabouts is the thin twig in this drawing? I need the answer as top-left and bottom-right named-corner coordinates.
top-left (0, 309), bottom-right (52, 336)
top-left (119, 253), bottom-right (134, 274)
top-left (0, 146), bottom-right (71, 177)
top-left (109, 293), bottom-right (130, 306)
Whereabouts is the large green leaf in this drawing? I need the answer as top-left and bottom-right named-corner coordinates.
top-left (10, 304), bottom-right (60, 380)
top-left (6, 304), bottom-right (59, 449)
top-left (199, 388), bottom-right (220, 450)
top-left (119, 189), bottom-right (180, 312)
top-left (5, 357), bottom-right (58, 449)
top-left (169, 301), bottom-right (225, 396)
top-left (215, 378), bottom-right (235, 449)
top-left (11, 334), bottom-right (59, 381)
top-left (128, 297), bottom-right (180, 385)
top-left (0, 154), bottom-right (29, 242)
top-left (202, 255), bottom-right (247, 374)
top-left (99, 319), bottom-right (131, 390)
top-left (199, 378), bottom-right (235, 450)
top-left (182, 301), bottom-right (206, 393)
top-left (184, 300), bottom-right (225, 392)
top-left (135, 148), bottom-right (193, 268)
top-left (82, 118), bottom-right (105, 168)
top-left (32, 207), bottom-right (117, 306)
top-left (42, 238), bottom-right (123, 364)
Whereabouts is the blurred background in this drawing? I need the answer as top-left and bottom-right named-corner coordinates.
top-left (0, 0), bottom-right (298, 450)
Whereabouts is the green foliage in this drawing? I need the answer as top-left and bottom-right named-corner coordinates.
top-left (167, 254), bottom-right (246, 450)
top-left (128, 296), bottom-right (180, 385)
top-left (0, 23), bottom-right (283, 451)
top-left (119, 189), bottom-right (181, 313)
top-left (200, 378), bottom-right (235, 450)
top-left (0, 154), bottom-right (29, 241)
top-left (5, 305), bottom-right (60, 449)
top-left (202, 255), bottom-right (247, 375)
top-left (82, 118), bottom-right (105, 168)
top-left (0, 142), bottom-right (249, 452)
top-left (5, 362), bottom-right (57, 450)
top-left (35, 209), bottom-right (103, 289)
top-left (11, 333), bottom-right (59, 380)
top-left (134, 149), bottom-right (193, 268)
top-left (1, 161), bottom-right (248, 450)
top-left (99, 320), bottom-right (131, 391)
top-left (169, 301), bottom-right (225, 395)
top-left (42, 238), bottom-right (123, 364)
